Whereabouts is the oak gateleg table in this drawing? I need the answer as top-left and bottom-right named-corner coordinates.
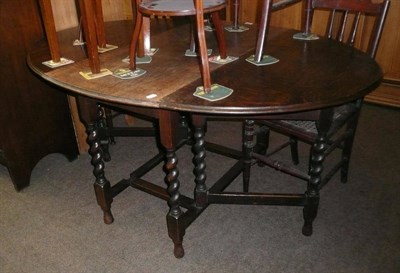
top-left (28, 20), bottom-right (382, 258)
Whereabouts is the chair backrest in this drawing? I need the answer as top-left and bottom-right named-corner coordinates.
top-left (310, 0), bottom-right (390, 58)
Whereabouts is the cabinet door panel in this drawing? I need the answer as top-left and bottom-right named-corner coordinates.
top-left (0, 0), bottom-right (79, 190)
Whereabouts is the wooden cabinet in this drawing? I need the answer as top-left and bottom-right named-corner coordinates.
top-left (0, 0), bottom-right (79, 191)
top-left (228, 0), bottom-right (400, 107)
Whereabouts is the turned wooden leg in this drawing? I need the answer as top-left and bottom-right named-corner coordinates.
top-left (255, 125), bottom-right (269, 167)
top-left (191, 115), bottom-right (208, 207)
top-left (341, 108), bottom-right (360, 183)
top-left (159, 110), bottom-right (186, 258)
top-left (103, 107), bottom-right (116, 144)
top-left (96, 107), bottom-right (111, 162)
top-left (302, 194), bottom-right (319, 236)
top-left (88, 121), bottom-right (114, 224)
top-left (165, 149), bottom-right (185, 258)
top-left (77, 97), bottom-right (113, 224)
top-left (303, 134), bottom-right (326, 236)
top-left (243, 120), bottom-right (255, 192)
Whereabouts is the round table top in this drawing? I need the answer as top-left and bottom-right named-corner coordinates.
top-left (28, 20), bottom-right (382, 115)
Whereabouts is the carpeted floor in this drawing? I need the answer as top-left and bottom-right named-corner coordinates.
top-left (0, 103), bottom-right (399, 273)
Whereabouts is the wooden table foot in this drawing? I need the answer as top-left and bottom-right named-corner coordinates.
top-left (173, 242), bottom-right (185, 258)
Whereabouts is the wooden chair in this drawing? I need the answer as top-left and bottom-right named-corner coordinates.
top-left (246, 0), bottom-right (302, 65)
top-left (244, 0), bottom-right (390, 236)
top-left (129, 0), bottom-right (228, 94)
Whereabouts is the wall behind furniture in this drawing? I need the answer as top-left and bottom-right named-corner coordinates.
top-left (51, 0), bottom-right (132, 30)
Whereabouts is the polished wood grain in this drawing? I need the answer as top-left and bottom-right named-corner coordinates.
top-left (50, 0), bottom-right (399, 81)
top-left (28, 20), bottom-right (246, 106)
top-left (227, 0), bottom-right (400, 107)
top-left (28, 20), bottom-right (381, 114)
top-left (166, 33), bottom-right (381, 114)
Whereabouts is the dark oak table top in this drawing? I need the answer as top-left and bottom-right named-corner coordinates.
top-left (28, 20), bottom-right (382, 115)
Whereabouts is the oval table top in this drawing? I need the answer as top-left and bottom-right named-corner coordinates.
top-left (28, 20), bottom-right (382, 116)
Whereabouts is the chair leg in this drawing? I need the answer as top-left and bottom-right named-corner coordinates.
top-left (303, 134), bottom-right (326, 236)
top-left (189, 19), bottom-right (197, 53)
top-left (302, 196), bottom-right (319, 236)
top-left (341, 136), bottom-right (355, 183)
top-left (340, 114), bottom-right (359, 183)
top-left (289, 136), bottom-right (299, 165)
top-left (93, 0), bottom-right (106, 48)
top-left (78, 0), bottom-right (101, 74)
top-left (255, 125), bottom-right (269, 167)
top-left (104, 108), bottom-right (116, 144)
top-left (303, 0), bottom-right (314, 35)
top-left (38, 0), bottom-right (61, 63)
top-left (210, 11), bottom-right (227, 59)
top-left (194, 0), bottom-right (212, 92)
top-left (254, 0), bottom-right (273, 62)
top-left (243, 120), bottom-right (255, 192)
top-left (165, 149), bottom-right (185, 258)
top-left (88, 122), bottom-right (114, 225)
top-left (96, 107), bottom-right (112, 162)
top-left (129, 0), bottom-right (143, 71)
top-left (192, 116), bottom-right (208, 207)
top-left (232, 0), bottom-right (240, 29)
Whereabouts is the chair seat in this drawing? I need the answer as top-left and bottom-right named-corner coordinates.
top-left (261, 103), bottom-right (358, 141)
top-left (139, 0), bottom-right (226, 16)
